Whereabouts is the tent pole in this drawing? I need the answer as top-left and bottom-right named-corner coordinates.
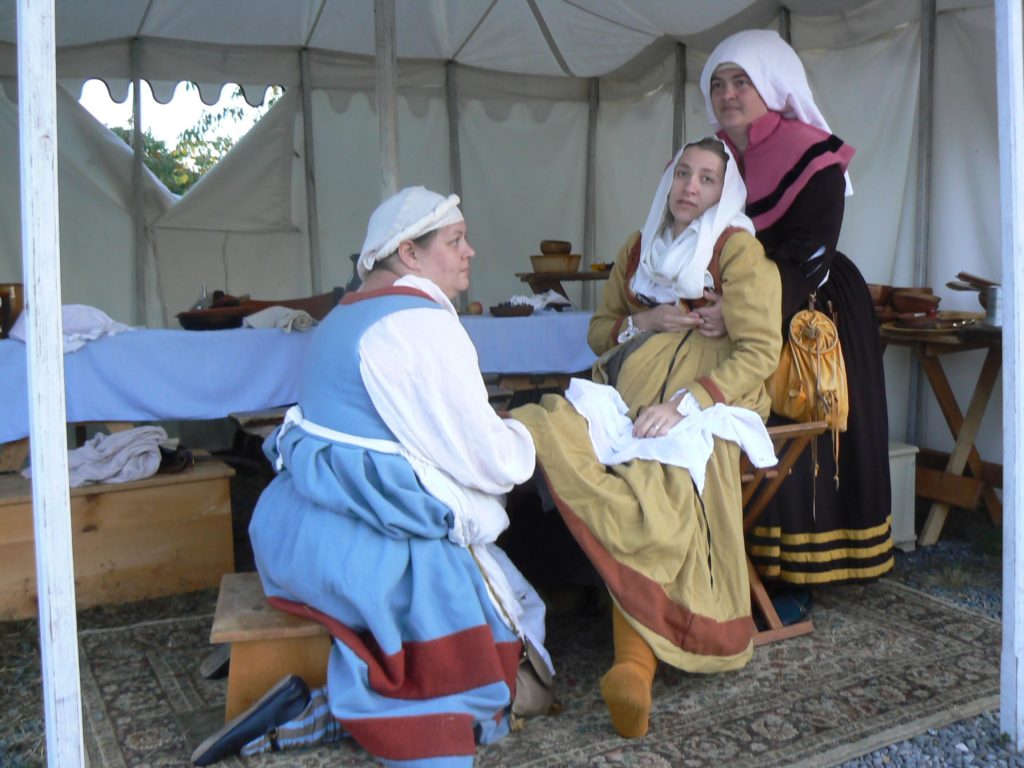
top-left (300, 50), bottom-right (322, 295)
top-left (583, 78), bottom-right (598, 310)
top-left (445, 61), bottom-right (466, 311)
top-left (996, 0), bottom-right (1024, 750)
top-left (907, 0), bottom-right (936, 445)
top-left (130, 39), bottom-right (147, 325)
top-left (16, 0), bottom-right (84, 765)
top-left (374, 0), bottom-right (399, 199)
top-left (672, 42), bottom-right (686, 152)
top-left (779, 7), bottom-right (791, 43)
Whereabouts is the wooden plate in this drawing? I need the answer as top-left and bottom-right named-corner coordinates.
top-left (894, 310), bottom-right (982, 330)
top-left (490, 304), bottom-right (534, 317)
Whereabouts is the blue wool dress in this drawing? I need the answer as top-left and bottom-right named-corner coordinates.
top-left (249, 286), bottom-right (528, 767)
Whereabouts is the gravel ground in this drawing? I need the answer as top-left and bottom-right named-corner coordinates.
top-left (1, 461), bottom-right (1021, 767)
top-left (840, 505), bottom-right (1022, 768)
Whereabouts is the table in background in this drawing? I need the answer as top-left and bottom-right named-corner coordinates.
top-left (1, 310), bottom-right (597, 444)
top-left (515, 270), bottom-right (609, 300)
top-left (879, 319), bottom-right (1002, 546)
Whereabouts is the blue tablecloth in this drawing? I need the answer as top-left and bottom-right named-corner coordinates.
top-left (1, 310), bottom-right (595, 443)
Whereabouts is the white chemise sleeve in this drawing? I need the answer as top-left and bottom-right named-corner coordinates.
top-left (359, 305), bottom-right (536, 495)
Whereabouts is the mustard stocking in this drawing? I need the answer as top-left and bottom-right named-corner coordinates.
top-left (600, 603), bottom-right (658, 738)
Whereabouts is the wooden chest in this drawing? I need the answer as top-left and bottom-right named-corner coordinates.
top-left (0, 458), bottom-right (236, 620)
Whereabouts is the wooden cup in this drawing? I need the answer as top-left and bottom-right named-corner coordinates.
top-left (0, 283), bottom-right (25, 339)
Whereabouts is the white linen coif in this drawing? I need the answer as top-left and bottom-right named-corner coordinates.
top-left (633, 141), bottom-right (753, 304)
top-left (357, 186), bottom-right (463, 278)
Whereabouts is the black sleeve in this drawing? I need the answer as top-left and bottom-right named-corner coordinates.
top-left (761, 165), bottom-right (846, 319)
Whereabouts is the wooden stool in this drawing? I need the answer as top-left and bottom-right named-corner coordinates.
top-left (210, 572), bottom-right (330, 720)
top-left (740, 421), bottom-right (827, 646)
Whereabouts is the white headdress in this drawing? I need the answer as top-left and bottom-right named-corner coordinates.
top-left (633, 140), bottom-right (754, 303)
top-left (358, 186), bottom-right (464, 278)
top-left (698, 29), bottom-right (852, 195)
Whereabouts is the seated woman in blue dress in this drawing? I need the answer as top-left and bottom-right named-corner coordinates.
top-left (192, 186), bottom-right (553, 767)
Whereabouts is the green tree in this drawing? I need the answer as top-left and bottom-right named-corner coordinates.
top-left (110, 126), bottom-right (199, 194)
top-left (113, 85), bottom-right (283, 194)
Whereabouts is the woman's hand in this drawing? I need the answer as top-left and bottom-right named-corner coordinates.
top-left (693, 289), bottom-right (728, 338)
top-left (633, 401), bottom-right (683, 438)
top-left (634, 304), bottom-right (700, 334)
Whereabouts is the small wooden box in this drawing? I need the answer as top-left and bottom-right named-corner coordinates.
top-left (0, 458), bottom-right (236, 619)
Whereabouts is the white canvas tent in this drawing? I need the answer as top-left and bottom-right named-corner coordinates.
top-left (2, 1), bottom-right (1022, 764)
top-left (0, 1), bottom-right (1011, 461)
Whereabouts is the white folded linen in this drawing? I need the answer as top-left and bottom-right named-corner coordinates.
top-left (8, 304), bottom-right (135, 352)
top-left (22, 425), bottom-right (167, 487)
top-left (242, 306), bottom-right (317, 332)
top-left (565, 377), bottom-right (777, 493)
top-left (504, 290), bottom-right (572, 311)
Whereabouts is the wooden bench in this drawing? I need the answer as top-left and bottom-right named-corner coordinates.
top-left (0, 455), bottom-right (236, 619)
top-left (210, 572), bottom-right (330, 721)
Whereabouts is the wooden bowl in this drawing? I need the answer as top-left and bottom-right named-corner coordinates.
top-left (866, 283), bottom-right (891, 307)
top-left (490, 304), bottom-right (534, 317)
top-left (0, 282), bottom-right (25, 339)
top-left (539, 240), bottom-right (572, 255)
top-left (890, 289), bottom-right (941, 314)
top-left (531, 253), bottom-right (581, 273)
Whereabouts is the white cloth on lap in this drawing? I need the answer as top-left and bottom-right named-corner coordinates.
top-left (565, 377), bottom-right (776, 493)
top-left (8, 304), bottom-right (134, 353)
top-left (242, 306), bottom-right (317, 333)
top-left (22, 426), bottom-right (168, 487)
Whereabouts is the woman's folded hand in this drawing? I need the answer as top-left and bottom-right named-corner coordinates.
top-left (636, 303), bottom-right (700, 334)
top-left (633, 401), bottom-right (684, 439)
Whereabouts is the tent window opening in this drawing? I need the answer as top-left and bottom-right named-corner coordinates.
top-left (79, 79), bottom-right (285, 195)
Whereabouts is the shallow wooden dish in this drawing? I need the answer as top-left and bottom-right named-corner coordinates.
top-left (490, 304), bottom-right (534, 317)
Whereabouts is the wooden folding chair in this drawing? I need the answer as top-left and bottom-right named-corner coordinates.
top-left (740, 420), bottom-right (828, 646)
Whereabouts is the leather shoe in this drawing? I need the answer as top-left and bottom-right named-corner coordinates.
top-left (191, 674), bottom-right (311, 766)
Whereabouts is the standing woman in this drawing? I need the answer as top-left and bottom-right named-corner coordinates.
top-left (698, 29), bottom-right (893, 587)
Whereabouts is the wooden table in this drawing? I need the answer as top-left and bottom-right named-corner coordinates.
top-left (879, 318), bottom-right (1002, 546)
top-left (515, 270), bottom-right (609, 299)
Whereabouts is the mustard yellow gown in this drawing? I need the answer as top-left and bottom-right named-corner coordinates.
top-left (511, 229), bottom-right (781, 673)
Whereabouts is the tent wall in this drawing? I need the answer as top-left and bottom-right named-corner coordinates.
top-left (0, 84), bottom-right (173, 326)
top-left (0, 3), bottom-right (1007, 467)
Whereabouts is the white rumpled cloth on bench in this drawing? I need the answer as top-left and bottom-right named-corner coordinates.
top-left (8, 304), bottom-right (134, 353)
top-left (242, 306), bottom-right (317, 333)
top-left (22, 425), bottom-right (168, 487)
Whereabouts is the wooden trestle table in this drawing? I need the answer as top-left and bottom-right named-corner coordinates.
top-left (879, 316), bottom-right (1002, 546)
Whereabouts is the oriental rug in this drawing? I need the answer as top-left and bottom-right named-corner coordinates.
top-left (78, 579), bottom-right (999, 768)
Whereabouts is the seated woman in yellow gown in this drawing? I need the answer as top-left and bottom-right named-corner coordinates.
top-left (511, 137), bottom-right (781, 739)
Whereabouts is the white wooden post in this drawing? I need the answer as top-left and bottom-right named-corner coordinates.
top-left (130, 39), bottom-right (147, 325)
top-left (582, 77), bottom-right (598, 309)
top-left (301, 49), bottom-right (323, 294)
top-left (16, 0), bottom-right (85, 765)
top-left (672, 42), bottom-right (686, 152)
top-left (445, 61), bottom-right (465, 311)
top-left (907, 0), bottom-right (937, 444)
top-left (374, 0), bottom-right (399, 199)
top-left (997, 0), bottom-right (1024, 749)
